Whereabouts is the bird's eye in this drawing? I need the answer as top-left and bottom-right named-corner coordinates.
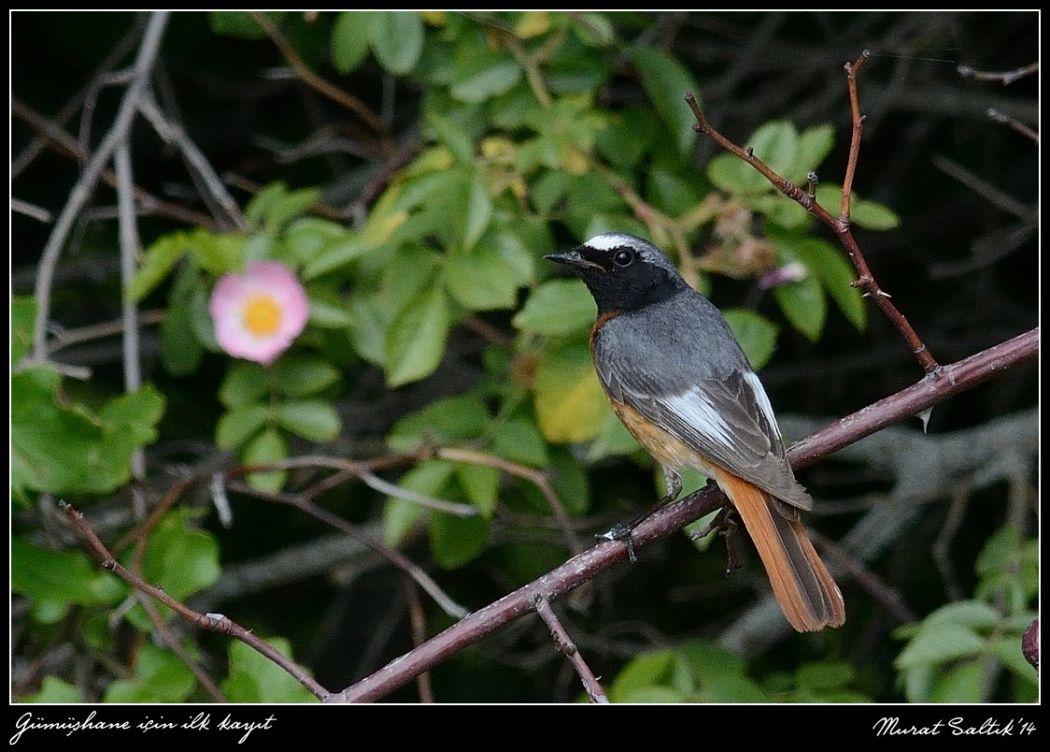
top-left (613, 249), bottom-right (634, 267)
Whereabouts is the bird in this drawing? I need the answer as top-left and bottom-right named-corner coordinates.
top-left (545, 232), bottom-right (845, 632)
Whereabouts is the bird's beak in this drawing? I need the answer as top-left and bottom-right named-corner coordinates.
top-left (544, 249), bottom-right (603, 272)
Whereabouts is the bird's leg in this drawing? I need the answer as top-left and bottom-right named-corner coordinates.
top-left (687, 503), bottom-right (741, 575)
top-left (596, 467), bottom-right (683, 563)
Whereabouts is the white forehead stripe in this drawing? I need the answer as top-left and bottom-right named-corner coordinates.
top-left (584, 233), bottom-right (642, 251)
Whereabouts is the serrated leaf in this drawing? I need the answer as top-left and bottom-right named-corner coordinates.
top-left (513, 279), bottom-right (595, 336)
top-left (777, 235), bottom-right (866, 330)
top-left (895, 623), bottom-right (987, 669)
top-left (385, 287), bottom-right (452, 387)
top-left (140, 508), bottom-right (221, 603)
top-left (104, 644), bottom-right (196, 703)
top-left (747, 120), bottom-right (800, 179)
top-left (331, 11), bottom-right (376, 73)
top-left (492, 418), bottom-right (549, 468)
top-left (383, 460), bottom-right (455, 546)
top-left (428, 512), bottom-right (490, 569)
top-left (12, 296), bottom-right (36, 366)
top-left (222, 639), bottom-right (317, 703)
top-left (216, 403), bottom-right (270, 450)
top-left (273, 356), bottom-right (341, 397)
top-left (425, 108), bottom-right (473, 164)
top-left (628, 47), bottom-right (700, 157)
top-left (388, 393), bottom-right (490, 451)
top-left (244, 428), bottom-right (287, 492)
top-left (370, 12), bottom-right (424, 75)
top-left (219, 362), bottom-right (268, 407)
top-left (772, 253), bottom-right (825, 341)
top-left (533, 342), bottom-right (609, 443)
top-left (12, 538), bottom-right (123, 624)
top-left (456, 464), bottom-right (499, 518)
top-left (445, 245), bottom-right (517, 311)
top-left (275, 400), bottom-right (341, 442)
top-left (723, 308), bottom-right (779, 369)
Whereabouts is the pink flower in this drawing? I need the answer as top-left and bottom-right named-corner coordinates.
top-left (209, 261), bottom-right (309, 365)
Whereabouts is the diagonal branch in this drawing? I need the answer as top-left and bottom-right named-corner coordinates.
top-left (327, 327), bottom-right (1037, 703)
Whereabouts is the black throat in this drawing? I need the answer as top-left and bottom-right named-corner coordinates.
top-left (583, 265), bottom-right (686, 315)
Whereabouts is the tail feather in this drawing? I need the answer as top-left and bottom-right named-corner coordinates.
top-left (714, 468), bottom-right (845, 632)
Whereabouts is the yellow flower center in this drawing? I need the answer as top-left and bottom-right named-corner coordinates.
top-left (242, 294), bottom-right (282, 336)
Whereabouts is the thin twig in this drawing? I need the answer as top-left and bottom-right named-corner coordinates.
top-left (840, 49), bottom-right (870, 227)
top-left (932, 487), bottom-right (970, 602)
top-left (436, 447), bottom-right (584, 555)
top-left (46, 310), bottom-right (165, 356)
top-left (685, 84), bottom-right (940, 374)
top-left (328, 327), bottom-right (1036, 702)
top-left (808, 529), bottom-right (915, 624)
top-left (137, 93), bottom-right (247, 230)
top-left (533, 596), bottom-right (608, 703)
top-left (249, 12), bottom-right (384, 134)
top-left (12, 99), bottom-right (220, 230)
top-left (11, 199), bottom-right (53, 223)
top-left (986, 108), bottom-right (1039, 144)
top-left (30, 12), bottom-right (170, 362)
top-left (226, 479), bottom-right (469, 620)
top-left (240, 455), bottom-right (477, 518)
top-left (114, 142), bottom-right (146, 518)
top-left (59, 500), bottom-right (328, 701)
top-left (931, 154), bottom-right (1033, 220)
top-left (957, 61), bottom-right (1038, 86)
top-left (401, 577), bottom-right (435, 703)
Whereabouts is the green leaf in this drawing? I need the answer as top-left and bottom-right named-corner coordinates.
top-left (786, 237), bottom-right (867, 331)
top-left (12, 538), bottom-right (123, 624)
top-left (795, 661), bottom-right (856, 691)
top-left (383, 460), bottom-right (455, 546)
top-left (573, 12), bottom-right (615, 47)
top-left (185, 229), bottom-right (246, 276)
top-left (445, 245), bottom-right (518, 311)
top-left (707, 152), bottom-right (769, 195)
top-left (746, 120), bottom-right (800, 179)
top-left (513, 279), bottom-right (596, 336)
top-left (680, 640), bottom-right (748, 679)
top-left (429, 512), bottom-right (490, 569)
top-left (628, 47), bottom-right (700, 157)
top-left (216, 403), bottom-right (270, 450)
top-left (610, 650), bottom-right (675, 701)
top-left (895, 623), bottom-right (987, 669)
top-left (492, 418), bottom-right (549, 468)
top-left (618, 686), bottom-right (688, 703)
top-left (265, 188), bottom-right (321, 233)
top-left (210, 11), bottom-right (285, 40)
top-left (273, 355), bottom-right (341, 397)
top-left (244, 428), bottom-right (288, 492)
top-left (219, 362), bottom-right (268, 407)
top-left (988, 636), bottom-right (1039, 682)
top-left (696, 674), bottom-right (770, 703)
top-left (930, 660), bottom-right (985, 703)
top-left (12, 372), bottom-right (165, 495)
top-left (923, 601), bottom-right (1002, 631)
top-left (814, 185), bottom-right (900, 230)
top-left (425, 108), bottom-right (474, 164)
top-left (585, 411), bottom-right (640, 461)
top-left (772, 249), bottom-right (825, 342)
top-left (308, 297), bottom-right (355, 328)
top-left (11, 296), bottom-right (36, 366)
top-left (140, 508), bottom-right (221, 603)
top-left (370, 12), bottom-right (424, 75)
top-left (723, 308), bottom-right (779, 369)
top-left (22, 676), bottom-right (82, 703)
top-left (130, 232), bottom-right (189, 301)
top-left (222, 639), bottom-right (317, 703)
top-left (533, 342), bottom-right (609, 443)
top-left (547, 446), bottom-right (590, 516)
top-left (104, 644), bottom-right (196, 703)
top-left (790, 124), bottom-right (836, 182)
top-left (456, 464), bottom-right (499, 518)
top-left (385, 286), bottom-right (452, 387)
top-left (159, 298), bottom-right (204, 376)
top-left (449, 44), bottom-right (522, 103)
top-left (388, 393), bottom-right (490, 451)
top-left (275, 399), bottom-right (341, 442)
top-left (331, 11), bottom-right (376, 73)
top-left (463, 172), bottom-right (494, 251)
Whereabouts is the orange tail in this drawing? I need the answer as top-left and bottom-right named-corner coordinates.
top-left (713, 468), bottom-right (845, 632)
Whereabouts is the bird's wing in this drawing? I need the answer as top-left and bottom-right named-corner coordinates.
top-left (601, 363), bottom-right (813, 511)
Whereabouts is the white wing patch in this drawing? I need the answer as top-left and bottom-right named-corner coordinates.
top-left (743, 371), bottom-right (783, 442)
top-left (662, 388), bottom-right (734, 448)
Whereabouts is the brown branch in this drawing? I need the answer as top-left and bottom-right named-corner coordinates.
top-left (685, 86), bottom-right (940, 374)
top-left (326, 327), bottom-right (1037, 703)
top-left (225, 479), bottom-right (469, 620)
top-left (986, 108), bottom-right (1039, 145)
top-left (957, 61), bottom-right (1038, 86)
top-left (840, 49), bottom-right (870, 226)
top-left (401, 577), bottom-right (434, 703)
top-left (12, 99), bottom-right (220, 230)
top-left (59, 500), bottom-right (328, 701)
top-left (249, 12), bottom-right (384, 134)
top-left (533, 596), bottom-right (608, 704)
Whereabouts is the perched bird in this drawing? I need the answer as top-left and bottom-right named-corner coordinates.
top-left (546, 232), bottom-right (845, 632)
